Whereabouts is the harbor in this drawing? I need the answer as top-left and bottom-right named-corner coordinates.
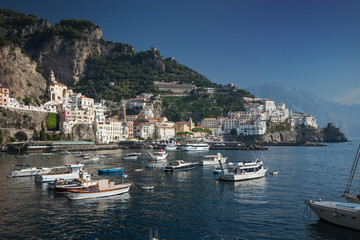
top-left (1, 140), bottom-right (360, 239)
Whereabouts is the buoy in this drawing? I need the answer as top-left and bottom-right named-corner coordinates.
top-left (161, 182), bottom-right (164, 186)
top-left (140, 172), bottom-right (143, 176)
top-left (216, 181), bottom-right (218, 185)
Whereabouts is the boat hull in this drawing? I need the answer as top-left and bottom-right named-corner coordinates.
top-left (98, 168), bottom-right (124, 174)
top-left (307, 200), bottom-right (360, 231)
top-left (182, 147), bottom-right (209, 151)
top-left (165, 164), bottom-right (196, 171)
top-left (8, 168), bottom-right (52, 178)
top-left (67, 184), bottom-right (131, 200)
top-left (219, 168), bottom-right (268, 181)
top-left (35, 172), bottom-right (80, 182)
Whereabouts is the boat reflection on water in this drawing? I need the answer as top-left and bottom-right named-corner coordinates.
top-left (69, 192), bottom-right (131, 212)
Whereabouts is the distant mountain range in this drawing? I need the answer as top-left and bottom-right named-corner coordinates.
top-left (247, 82), bottom-right (360, 138)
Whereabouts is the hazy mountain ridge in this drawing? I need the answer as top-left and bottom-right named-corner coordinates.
top-left (247, 82), bottom-right (360, 137)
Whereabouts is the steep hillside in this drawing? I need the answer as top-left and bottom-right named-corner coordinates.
top-left (0, 9), bottom-right (216, 103)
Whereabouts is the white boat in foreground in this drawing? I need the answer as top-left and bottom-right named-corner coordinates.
top-left (181, 143), bottom-right (209, 151)
top-left (7, 164), bottom-right (53, 178)
top-left (35, 164), bottom-right (85, 182)
top-left (67, 179), bottom-right (132, 200)
top-left (218, 154), bottom-right (267, 181)
top-left (342, 144), bottom-right (360, 203)
top-left (306, 199), bottom-right (360, 231)
top-left (198, 153), bottom-right (228, 166)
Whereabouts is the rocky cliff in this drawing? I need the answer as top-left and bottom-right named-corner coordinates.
top-left (0, 45), bottom-right (47, 105)
top-left (226, 123), bottom-right (348, 144)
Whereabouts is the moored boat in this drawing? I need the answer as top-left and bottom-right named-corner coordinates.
top-left (67, 179), bottom-right (132, 200)
top-left (218, 154), bottom-right (267, 181)
top-left (198, 153), bottom-right (228, 166)
top-left (306, 199), bottom-right (360, 231)
top-left (181, 143), bottom-right (209, 151)
top-left (98, 168), bottom-right (124, 174)
top-left (35, 163), bottom-right (85, 182)
top-left (54, 172), bottom-right (98, 194)
top-left (148, 150), bottom-right (168, 160)
top-left (123, 153), bottom-right (138, 160)
top-left (164, 144), bottom-right (177, 151)
top-left (165, 160), bottom-right (196, 171)
top-left (7, 164), bottom-right (53, 178)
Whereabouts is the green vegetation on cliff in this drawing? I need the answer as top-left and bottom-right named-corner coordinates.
top-left (162, 90), bottom-right (253, 122)
top-left (73, 51), bottom-right (215, 101)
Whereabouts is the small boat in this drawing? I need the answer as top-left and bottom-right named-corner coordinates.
top-left (15, 155), bottom-right (28, 158)
top-left (39, 153), bottom-right (55, 156)
top-left (82, 156), bottom-right (101, 163)
top-left (104, 154), bottom-right (115, 157)
top-left (97, 155), bottom-right (107, 159)
top-left (306, 199), bottom-right (360, 231)
top-left (123, 153), bottom-right (138, 160)
top-left (142, 186), bottom-right (154, 190)
top-left (148, 150), bottom-right (168, 160)
top-left (67, 179), bottom-right (132, 200)
top-left (213, 167), bottom-right (222, 174)
top-left (198, 153), bottom-right (228, 166)
top-left (54, 172), bottom-right (98, 194)
top-left (164, 145), bottom-right (177, 151)
top-left (165, 160), bottom-right (196, 171)
top-left (35, 164), bottom-right (85, 182)
top-left (217, 153), bottom-right (268, 181)
top-left (181, 143), bottom-right (209, 151)
top-left (147, 159), bottom-right (167, 168)
top-left (270, 171), bottom-right (279, 175)
top-left (134, 168), bottom-right (143, 172)
top-left (7, 164), bottom-right (53, 178)
top-left (98, 168), bottom-right (124, 174)
top-left (142, 144), bottom-right (153, 149)
top-left (60, 150), bottom-right (71, 155)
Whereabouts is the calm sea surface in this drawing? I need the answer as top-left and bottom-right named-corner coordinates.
top-left (1, 140), bottom-right (360, 239)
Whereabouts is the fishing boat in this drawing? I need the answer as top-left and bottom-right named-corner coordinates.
top-left (67, 179), bottom-right (132, 200)
top-left (342, 144), bottom-right (360, 203)
top-left (198, 153), bottom-right (228, 166)
top-left (7, 164), bottom-right (53, 178)
top-left (165, 160), bottom-right (196, 171)
top-left (35, 163), bottom-right (85, 182)
top-left (305, 199), bottom-right (360, 231)
top-left (181, 143), bottom-right (209, 151)
top-left (148, 150), bottom-right (168, 160)
top-left (217, 153), bottom-right (267, 181)
top-left (54, 172), bottom-right (98, 194)
top-left (123, 153), bottom-right (138, 160)
top-left (98, 168), bottom-right (124, 174)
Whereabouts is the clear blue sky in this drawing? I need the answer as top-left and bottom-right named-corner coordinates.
top-left (2, 0), bottom-right (360, 104)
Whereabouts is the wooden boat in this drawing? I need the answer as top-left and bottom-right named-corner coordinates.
top-left (54, 172), bottom-right (98, 194)
top-left (67, 179), bottom-right (132, 200)
top-left (165, 160), bottom-right (196, 171)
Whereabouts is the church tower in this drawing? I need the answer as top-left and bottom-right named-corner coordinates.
top-left (118, 102), bottom-right (126, 121)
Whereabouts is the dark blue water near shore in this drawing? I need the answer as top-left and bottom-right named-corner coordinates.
top-left (1, 140), bottom-right (360, 239)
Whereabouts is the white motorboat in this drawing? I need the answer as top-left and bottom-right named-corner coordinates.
top-left (198, 153), bottom-right (228, 166)
top-left (82, 156), bottom-right (101, 163)
top-left (147, 159), bottom-right (167, 168)
top-left (7, 164), bottom-right (53, 178)
top-left (181, 143), bottom-right (209, 151)
top-left (142, 186), bottom-right (154, 190)
top-left (60, 150), bottom-right (71, 155)
top-left (123, 153), bottom-right (138, 160)
top-left (218, 154), bottom-right (267, 181)
top-left (165, 160), bottom-right (196, 171)
top-left (148, 150), bottom-right (168, 160)
top-left (306, 200), bottom-right (360, 231)
top-left (35, 163), bottom-right (85, 182)
top-left (164, 145), bottom-right (177, 151)
top-left (67, 179), bottom-right (132, 200)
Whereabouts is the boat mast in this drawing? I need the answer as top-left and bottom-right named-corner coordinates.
top-left (344, 144), bottom-right (360, 194)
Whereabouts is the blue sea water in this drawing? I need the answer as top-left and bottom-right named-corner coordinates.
top-left (1, 140), bottom-right (360, 239)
